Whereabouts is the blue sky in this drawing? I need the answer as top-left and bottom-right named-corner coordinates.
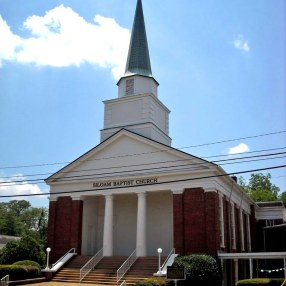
top-left (0, 0), bottom-right (285, 207)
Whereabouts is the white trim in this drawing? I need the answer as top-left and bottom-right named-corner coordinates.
top-left (231, 203), bottom-right (237, 250)
top-left (218, 252), bottom-right (286, 260)
top-left (246, 214), bottom-right (251, 251)
top-left (240, 209), bottom-right (245, 251)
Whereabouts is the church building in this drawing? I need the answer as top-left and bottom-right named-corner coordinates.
top-left (45, 1), bottom-right (286, 285)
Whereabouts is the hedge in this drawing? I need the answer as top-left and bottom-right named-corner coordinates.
top-left (0, 265), bottom-right (40, 281)
top-left (134, 278), bottom-right (165, 286)
top-left (172, 254), bottom-right (222, 286)
top-left (236, 278), bottom-right (285, 286)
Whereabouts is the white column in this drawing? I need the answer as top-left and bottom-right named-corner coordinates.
top-left (103, 194), bottom-right (113, 256)
top-left (240, 209), bottom-right (245, 251)
top-left (136, 192), bottom-right (147, 257)
top-left (246, 214), bottom-right (252, 251)
top-left (249, 258), bottom-right (253, 279)
top-left (234, 259), bottom-right (239, 284)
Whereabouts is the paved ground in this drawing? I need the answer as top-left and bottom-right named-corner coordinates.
top-left (28, 283), bottom-right (106, 286)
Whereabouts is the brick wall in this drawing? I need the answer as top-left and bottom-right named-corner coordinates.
top-left (47, 196), bottom-right (83, 262)
top-left (173, 188), bottom-right (220, 255)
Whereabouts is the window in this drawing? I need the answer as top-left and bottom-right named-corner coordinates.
top-left (125, 78), bottom-right (134, 95)
top-left (266, 219), bottom-right (274, 227)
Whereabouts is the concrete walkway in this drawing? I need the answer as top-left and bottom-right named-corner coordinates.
top-left (28, 283), bottom-right (110, 286)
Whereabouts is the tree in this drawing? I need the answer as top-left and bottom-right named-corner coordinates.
top-left (0, 236), bottom-right (45, 265)
top-left (238, 173), bottom-right (280, 202)
top-left (7, 200), bottom-right (31, 216)
top-left (279, 191), bottom-right (286, 207)
top-left (0, 200), bottom-right (48, 245)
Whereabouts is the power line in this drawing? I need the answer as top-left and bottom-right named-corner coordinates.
top-left (0, 130), bottom-right (285, 170)
top-left (1, 147), bottom-right (285, 180)
top-left (0, 151), bottom-right (285, 186)
top-left (0, 164), bottom-right (285, 198)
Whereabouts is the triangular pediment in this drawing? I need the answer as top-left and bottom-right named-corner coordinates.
top-left (46, 129), bottom-right (216, 185)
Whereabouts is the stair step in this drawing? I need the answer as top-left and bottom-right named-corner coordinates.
top-left (51, 255), bottom-right (166, 285)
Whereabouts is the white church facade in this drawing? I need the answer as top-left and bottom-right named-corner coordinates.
top-left (45, 1), bottom-right (286, 284)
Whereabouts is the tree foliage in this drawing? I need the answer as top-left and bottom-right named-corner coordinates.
top-left (0, 236), bottom-right (45, 265)
top-left (0, 200), bottom-right (48, 245)
top-left (279, 191), bottom-right (286, 207)
top-left (173, 254), bottom-right (222, 286)
top-left (238, 173), bottom-right (280, 202)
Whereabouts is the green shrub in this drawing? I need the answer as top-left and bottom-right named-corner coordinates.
top-left (13, 260), bottom-right (41, 271)
top-left (237, 279), bottom-right (271, 285)
top-left (0, 265), bottom-right (40, 280)
top-left (173, 254), bottom-right (222, 286)
top-left (236, 278), bottom-right (285, 286)
top-left (0, 236), bottom-right (45, 265)
top-left (134, 278), bottom-right (165, 286)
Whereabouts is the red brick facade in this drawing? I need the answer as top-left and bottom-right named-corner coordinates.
top-left (47, 196), bottom-right (83, 262)
top-left (173, 188), bottom-right (220, 255)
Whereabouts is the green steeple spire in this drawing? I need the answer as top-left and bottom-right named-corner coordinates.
top-left (125, 0), bottom-right (152, 77)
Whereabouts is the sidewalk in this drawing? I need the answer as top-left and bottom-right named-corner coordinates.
top-left (29, 283), bottom-right (110, 286)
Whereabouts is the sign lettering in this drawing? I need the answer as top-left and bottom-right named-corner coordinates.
top-left (93, 178), bottom-right (158, 188)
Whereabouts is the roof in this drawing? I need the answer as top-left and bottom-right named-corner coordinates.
top-left (257, 201), bottom-right (285, 208)
top-left (45, 128), bottom-right (217, 183)
top-left (124, 0), bottom-right (152, 77)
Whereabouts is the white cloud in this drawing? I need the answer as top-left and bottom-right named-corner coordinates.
top-left (228, 143), bottom-right (250, 155)
top-left (0, 16), bottom-right (22, 66)
top-left (0, 174), bottom-right (45, 199)
top-left (233, 34), bottom-right (250, 52)
top-left (0, 5), bottom-right (130, 78)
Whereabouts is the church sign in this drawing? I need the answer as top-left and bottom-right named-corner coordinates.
top-left (93, 178), bottom-right (158, 189)
top-left (166, 266), bottom-right (186, 280)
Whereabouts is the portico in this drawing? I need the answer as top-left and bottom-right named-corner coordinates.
top-left (80, 188), bottom-right (174, 257)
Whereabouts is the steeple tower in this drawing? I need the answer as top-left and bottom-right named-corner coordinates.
top-left (100, 0), bottom-right (171, 146)
top-left (125, 0), bottom-right (152, 77)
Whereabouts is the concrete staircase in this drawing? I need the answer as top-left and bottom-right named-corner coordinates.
top-left (51, 255), bottom-right (164, 285)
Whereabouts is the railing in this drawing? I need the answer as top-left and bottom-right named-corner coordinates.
top-left (119, 280), bottom-right (127, 286)
top-left (117, 249), bottom-right (137, 286)
top-left (1, 275), bottom-right (9, 286)
top-left (281, 278), bottom-right (286, 286)
top-left (161, 248), bottom-right (175, 271)
top-left (80, 248), bottom-right (103, 282)
top-left (52, 248), bottom-right (76, 268)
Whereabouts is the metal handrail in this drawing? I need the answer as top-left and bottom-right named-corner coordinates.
top-left (119, 280), bottom-right (127, 286)
top-left (80, 248), bottom-right (103, 282)
top-left (117, 249), bottom-right (137, 286)
top-left (281, 278), bottom-right (286, 286)
top-left (161, 248), bottom-right (175, 270)
top-left (1, 275), bottom-right (9, 286)
top-left (52, 248), bottom-right (76, 268)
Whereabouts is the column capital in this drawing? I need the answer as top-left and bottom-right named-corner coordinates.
top-left (71, 196), bottom-right (82, 201)
top-left (204, 188), bottom-right (218, 193)
top-left (171, 189), bottom-right (184, 194)
top-left (137, 191), bottom-right (147, 197)
top-left (104, 193), bottom-right (113, 198)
